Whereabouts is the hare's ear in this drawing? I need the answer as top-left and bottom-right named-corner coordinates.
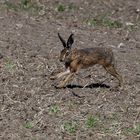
top-left (58, 33), bottom-right (67, 48)
top-left (67, 33), bottom-right (74, 49)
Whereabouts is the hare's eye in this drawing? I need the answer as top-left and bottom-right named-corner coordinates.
top-left (66, 51), bottom-right (70, 56)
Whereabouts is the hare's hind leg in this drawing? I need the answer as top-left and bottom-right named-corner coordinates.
top-left (104, 65), bottom-right (123, 87)
top-left (56, 73), bottom-right (74, 88)
top-left (50, 69), bottom-right (70, 80)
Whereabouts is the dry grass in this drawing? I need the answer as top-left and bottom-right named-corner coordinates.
top-left (0, 0), bottom-right (140, 140)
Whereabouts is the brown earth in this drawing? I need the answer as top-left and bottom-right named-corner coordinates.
top-left (0, 0), bottom-right (140, 140)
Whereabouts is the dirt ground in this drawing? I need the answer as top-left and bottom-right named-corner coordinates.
top-left (0, 0), bottom-right (140, 140)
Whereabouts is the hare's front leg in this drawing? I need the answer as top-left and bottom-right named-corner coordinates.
top-left (56, 73), bottom-right (74, 88)
top-left (50, 69), bottom-right (70, 80)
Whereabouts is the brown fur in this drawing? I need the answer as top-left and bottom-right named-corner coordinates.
top-left (50, 33), bottom-right (123, 88)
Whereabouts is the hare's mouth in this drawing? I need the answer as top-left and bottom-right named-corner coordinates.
top-left (60, 59), bottom-right (63, 62)
top-left (59, 57), bottom-right (65, 62)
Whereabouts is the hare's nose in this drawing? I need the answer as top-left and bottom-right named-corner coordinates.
top-left (59, 58), bottom-right (63, 62)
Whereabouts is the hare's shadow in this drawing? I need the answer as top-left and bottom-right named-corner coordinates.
top-left (65, 83), bottom-right (110, 89)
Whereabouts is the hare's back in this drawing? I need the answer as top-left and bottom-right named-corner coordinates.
top-left (78, 47), bottom-right (115, 66)
top-left (79, 47), bottom-right (113, 57)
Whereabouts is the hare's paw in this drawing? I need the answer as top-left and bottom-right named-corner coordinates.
top-left (55, 84), bottom-right (64, 89)
top-left (50, 76), bottom-right (56, 80)
top-left (55, 81), bottom-right (65, 88)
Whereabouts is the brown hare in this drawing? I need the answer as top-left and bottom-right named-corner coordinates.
top-left (50, 33), bottom-right (123, 88)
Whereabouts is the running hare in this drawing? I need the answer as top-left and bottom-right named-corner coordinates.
top-left (50, 33), bottom-right (123, 88)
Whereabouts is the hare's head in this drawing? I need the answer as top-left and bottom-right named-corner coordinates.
top-left (58, 33), bottom-right (74, 62)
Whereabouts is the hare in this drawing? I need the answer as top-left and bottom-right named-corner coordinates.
top-left (50, 33), bottom-right (123, 88)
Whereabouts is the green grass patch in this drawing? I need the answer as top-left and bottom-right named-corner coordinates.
top-left (24, 122), bottom-right (34, 129)
top-left (86, 15), bottom-right (123, 29)
top-left (49, 105), bottom-right (60, 114)
top-left (20, 0), bottom-right (32, 10)
top-left (135, 124), bottom-right (140, 135)
top-left (4, 60), bottom-right (15, 73)
top-left (57, 4), bottom-right (65, 12)
top-left (126, 24), bottom-right (139, 32)
top-left (20, 0), bottom-right (42, 12)
top-left (102, 128), bottom-right (112, 133)
top-left (102, 18), bottom-right (122, 28)
top-left (62, 121), bottom-right (77, 134)
top-left (31, 139), bottom-right (36, 140)
top-left (85, 116), bottom-right (99, 128)
top-left (56, 3), bottom-right (76, 12)
top-left (124, 123), bottom-right (140, 135)
top-left (4, 0), bottom-right (18, 11)
top-left (4, 0), bottom-right (42, 14)
top-left (67, 3), bottom-right (76, 11)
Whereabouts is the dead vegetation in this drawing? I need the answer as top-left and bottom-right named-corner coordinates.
top-left (0, 0), bottom-right (140, 140)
